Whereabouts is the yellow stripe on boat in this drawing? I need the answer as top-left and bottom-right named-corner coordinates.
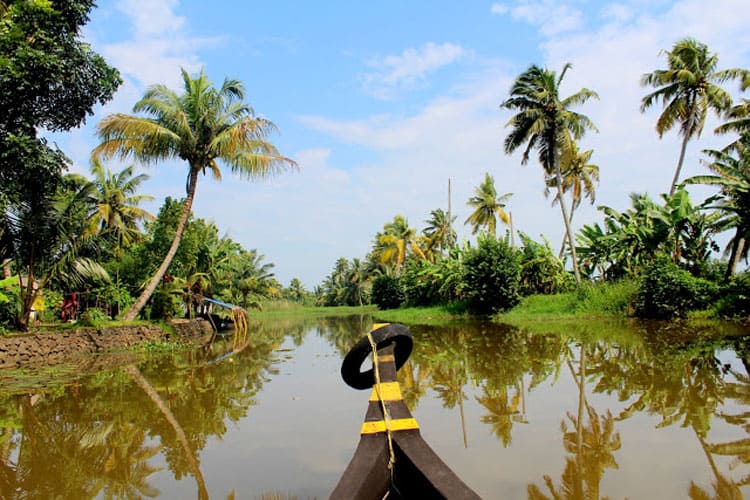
top-left (369, 382), bottom-right (402, 402)
top-left (360, 418), bottom-right (419, 435)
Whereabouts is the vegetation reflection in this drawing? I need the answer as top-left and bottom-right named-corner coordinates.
top-left (324, 320), bottom-right (750, 498)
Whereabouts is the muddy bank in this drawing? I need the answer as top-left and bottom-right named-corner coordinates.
top-left (0, 319), bottom-right (214, 369)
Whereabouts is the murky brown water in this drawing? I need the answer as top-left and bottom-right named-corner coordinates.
top-left (1, 316), bottom-right (749, 499)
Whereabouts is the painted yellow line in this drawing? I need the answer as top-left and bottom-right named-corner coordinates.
top-left (369, 382), bottom-right (402, 401)
top-left (372, 323), bottom-right (390, 330)
top-left (377, 354), bottom-right (395, 363)
top-left (361, 418), bottom-right (419, 435)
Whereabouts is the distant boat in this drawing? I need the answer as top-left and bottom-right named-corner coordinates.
top-left (331, 323), bottom-right (481, 500)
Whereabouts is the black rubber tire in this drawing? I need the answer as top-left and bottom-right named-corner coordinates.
top-left (341, 323), bottom-right (413, 390)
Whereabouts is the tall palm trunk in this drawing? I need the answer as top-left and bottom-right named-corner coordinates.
top-left (670, 132), bottom-right (691, 196)
top-left (554, 161), bottom-right (582, 284)
top-left (559, 199), bottom-right (576, 260)
top-left (726, 230), bottom-right (746, 278)
top-left (670, 104), bottom-right (695, 197)
top-left (123, 169), bottom-right (199, 321)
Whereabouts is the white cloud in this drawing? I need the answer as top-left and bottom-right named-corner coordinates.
top-left (360, 42), bottom-right (466, 99)
top-left (52, 0), bottom-right (750, 288)
top-left (275, 0), bottom-right (750, 286)
top-left (491, 1), bottom-right (584, 36)
top-left (536, 0), bottom-right (750, 215)
top-left (490, 4), bottom-right (509, 15)
top-left (117, 0), bottom-right (185, 38)
top-left (94, 0), bottom-right (225, 90)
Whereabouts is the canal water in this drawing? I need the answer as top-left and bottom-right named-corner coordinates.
top-left (1, 315), bottom-right (750, 499)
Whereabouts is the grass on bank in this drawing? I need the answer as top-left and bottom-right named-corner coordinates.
top-left (251, 302), bottom-right (377, 318)
top-left (497, 279), bottom-right (639, 322)
top-left (372, 303), bottom-right (471, 325)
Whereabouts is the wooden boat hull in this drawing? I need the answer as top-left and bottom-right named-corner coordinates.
top-left (331, 325), bottom-right (481, 499)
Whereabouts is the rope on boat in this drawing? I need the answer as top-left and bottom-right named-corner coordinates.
top-left (367, 331), bottom-right (396, 497)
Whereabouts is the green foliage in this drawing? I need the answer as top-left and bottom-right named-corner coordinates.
top-left (78, 307), bottom-right (109, 328)
top-left (40, 289), bottom-right (63, 322)
top-left (148, 285), bottom-right (182, 321)
top-left (0, 0), bottom-right (120, 216)
top-left (517, 232), bottom-right (570, 295)
top-left (714, 272), bottom-right (750, 319)
top-left (283, 278), bottom-right (314, 305)
top-left (318, 257), bottom-right (370, 307)
top-left (577, 190), bottom-right (718, 280)
top-left (634, 261), bottom-right (718, 319)
top-left (371, 275), bottom-right (404, 310)
top-left (0, 275), bottom-right (20, 328)
top-left (0, 0), bottom-right (121, 132)
top-left (400, 259), bottom-right (443, 307)
top-left (462, 235), bottom-right (521, 315)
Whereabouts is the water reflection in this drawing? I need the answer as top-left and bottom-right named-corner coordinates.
top-left (0, 316), bottom-right (749, 498)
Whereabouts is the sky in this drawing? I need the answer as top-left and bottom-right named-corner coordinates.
top-left (50, 0), bottom-right (750, 289)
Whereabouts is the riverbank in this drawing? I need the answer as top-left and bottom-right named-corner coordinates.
top-left (0, 319), bottom-right (213, 369)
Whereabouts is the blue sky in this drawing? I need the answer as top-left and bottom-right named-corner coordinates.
top-left (51, 0), bottom-right (750, 288)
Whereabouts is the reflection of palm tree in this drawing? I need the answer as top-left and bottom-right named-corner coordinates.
top-left (528, 346), bottom-right (621, 500)
top-left (476, 386), bottom-right (518, 447)
top-left (90, 423), bottom-right (162, 499)
top-left (0, 427), bottom-right (17, 498)
top-left (431, 358), bottom-right (471, 448)
top-left (398, 360), bottom-right (432, 412)
top-left (125, 365), bottom-right (209, 500)
top-left (688, 428), bottom-right (746, 500)
top-left (14, 394), bottom-right (159, 499)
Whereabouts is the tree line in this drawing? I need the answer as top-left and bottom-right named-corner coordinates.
top-left (318, 37), bottom-right (750, 319)
top-left (2, 1), bottom-right (749, 328)
top-left (0, 1), bottom-right (296, 330)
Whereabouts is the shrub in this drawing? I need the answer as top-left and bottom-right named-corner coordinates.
top-left (371, 275), bottom-right (404, 310)
top-left (401, 259), bottom-right (441, 307)
top-left (634, 261), bottom-right (718, 320)
top-left (40, 289), bottom-right (63, 322)
top-left (714, 272), bottom-right (750, 319)
top-left (149, 287), bottom-right (182, 320)
top-left (0, 276), bottom-right (20, 330)
top-left (462, 235), bottom-right (521, 316)
top-left (517, 232), bottom-right (571, 295)
top-left (575, 279), bottom-right (638, 315)
top-left (79, 308), bottom-right (109, 328)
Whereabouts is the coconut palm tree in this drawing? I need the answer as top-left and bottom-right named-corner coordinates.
top-left (547, 140), bottom-right (599, 258)
top-left (230, 249), bottom-right (277, 309)
top-left (465, 172), bottom-right (512, 238)
top-left (374, 215), bottom-right (427, 274)
top-left (85, 159), bottom-right (154, 249)
top-left (5, 176), bottom-right (109, 330)
top-left (501, 63), bottom-right (598, 284)
top-left (93, 68), bottom-right (296, 321)
top-left (555, 141), bottom-right (599, 214)
top-left (423, 208), bottom-right (457, 256)
top-left (684, 138), bottom-right (750, 277)
top-left (716, 98), bottom-right (750, 153)
top-left (640, 38), bottom-right (748, 195)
